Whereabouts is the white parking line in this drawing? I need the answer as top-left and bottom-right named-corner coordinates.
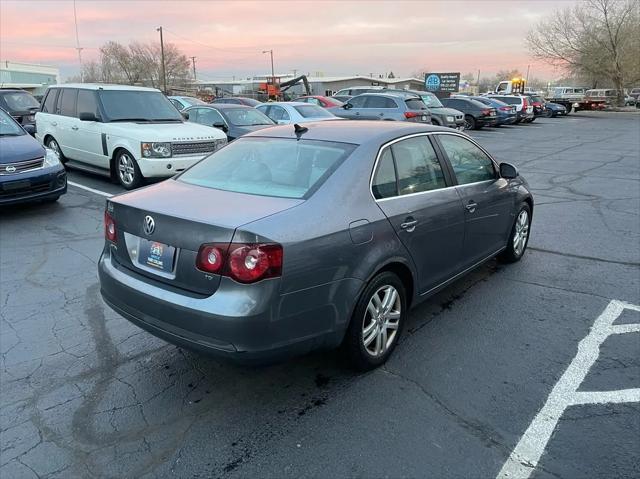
top-left (68, 180), bottom-right (112, 198)
top-left (497, 299), bottom-right (640, 479)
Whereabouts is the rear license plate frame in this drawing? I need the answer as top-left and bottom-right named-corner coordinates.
top-left (137, 238), bottom-right (176, 274)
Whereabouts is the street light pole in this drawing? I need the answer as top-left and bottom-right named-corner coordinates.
top-left (73, 0), bottom-right (83, 82)
top-left (157, 26), bottom-right (167, 93)
top-left (262, 49), bottom-right (275, 98)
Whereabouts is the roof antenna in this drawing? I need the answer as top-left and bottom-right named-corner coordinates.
top-left (294, 123), bottom-right (308, 138)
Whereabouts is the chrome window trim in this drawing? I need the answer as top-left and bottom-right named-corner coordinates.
top-left (369, 131), bottom-right (500, 203)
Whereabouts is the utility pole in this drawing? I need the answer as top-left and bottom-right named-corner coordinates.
top-left (525, 64), bottom-right (531, 83)
top-left (190, 56), bottom-right (197, 81)
top-left (292, 69), bottom-right (297, 78)
top-left (73, 0), bottom-right (83, 82)
top-left (476, 69), bottom-right (481, 94)
top-left (157, 26), bottom-right (167, 93)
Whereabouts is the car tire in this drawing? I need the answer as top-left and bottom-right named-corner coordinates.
top-left (544, 109), bottom-right (553, 118)
top-left (431, 118), bottom-right (440, 126)
top-left (343, 271), bottom-right (406, 371)
top-left (45, 137), bottom-right (66, 163)
top-left (529, 117), bottom-right (536, 123)
top-left (464, 115), bottom-right (477, 130)
top-left (565, 105), bottom-right (572, 114)
top-left (499, 203), bottom-right (531, 264)
top-left (115, 150), bottom-right (144, 190)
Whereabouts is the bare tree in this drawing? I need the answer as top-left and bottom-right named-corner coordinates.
top-left (74, 40), bottom-right (191, 90)
top-left (527, 0), bottom-right (639, 105)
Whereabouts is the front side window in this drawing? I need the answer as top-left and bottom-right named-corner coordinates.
top-left (58, 89), bottom-right (77, 117)
top-left (438, 134), bottom-right (496, 185)
top-left (347, 95), bottom-right (367, 108)
top-left (179, 138), bottom-right (356, 199)
top-left (193, 108), bottom-right (224, 126)
top-left (265, 105), bottom-right (289, 122)
top-left (392, 136), bottom-right (446, 195)
top-left (293, 105), bottom-right (332, 118)
top-left (226, 108), bottom-right (273, 126)
top-left (98, 90), bottom-right (182, 122)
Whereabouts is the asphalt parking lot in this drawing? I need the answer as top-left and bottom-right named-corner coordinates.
top-left (1, 111), bottom-right (639, 478)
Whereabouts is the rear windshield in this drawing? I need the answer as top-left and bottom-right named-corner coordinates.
top-left (2, 91), bottom-right (40, 110)
top-left (178, 137), bottom-right (356, 199)
top-left (99, 90), bottom-right (183, 122)
top-left (293, 105), bottom-right (333, 118)
top-left (405, 98), bottom-right (428, 110)
top-left (495, 96), bottom-right (520, 105)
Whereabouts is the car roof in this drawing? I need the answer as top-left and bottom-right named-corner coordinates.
top-left (48, 83), bottom-right (160, 92)
top-left (261, 102), bottom-right (308, 107)
top-left (243, 120), bottom-right (452, 145)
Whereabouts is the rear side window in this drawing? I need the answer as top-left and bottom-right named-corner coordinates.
top-left (392, 136), bottom-right (446, 195)
top-left (365, 96), bottom-right (397, 108)
top-left (58, 89), bottom-right (77, 117)
top-left (178, 138), bottom-right (356, 199)
top-left (438, 135), bottom-right (496, 185)
top-left (266, 105), bottom-right (289, 121)
top-left (77, 90), bottom-right (99, 118)
top-left (372, 148), bottom-right (397, 199)
top-left (42, 89), bottom-right (58, 113)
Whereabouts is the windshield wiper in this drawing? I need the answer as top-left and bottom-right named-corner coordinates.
top-left (109, 118), bottom-right (153, 122)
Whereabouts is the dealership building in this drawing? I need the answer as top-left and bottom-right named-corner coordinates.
top-left (0, 61), bottom-right (60, 96)
top-left (196, 74), bottom-right (425, 98)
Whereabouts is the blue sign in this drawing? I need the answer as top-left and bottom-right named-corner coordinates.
top-left (425, 74), bottom-right (441, 91)
top-left (424, 72), bottom-right (460, 93)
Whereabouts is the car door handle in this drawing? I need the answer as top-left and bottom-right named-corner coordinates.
top-left (465, 202), bottom-right (478, 213)
top-left (400, 220), bottom-right (418, 231)
top-left (71, 126), bottom-right (79, 131)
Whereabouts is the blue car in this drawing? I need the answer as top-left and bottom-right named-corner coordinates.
top-left (471, 96), bottom-right (517, 126)
top-left (544, 102), bottom-right (567, 117)
top-left (0, 108), bottom-right (66, 205)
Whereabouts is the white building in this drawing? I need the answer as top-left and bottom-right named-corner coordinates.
top-left (0, 61), bottom-right (60, 95)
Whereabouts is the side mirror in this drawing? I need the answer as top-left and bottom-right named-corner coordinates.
top-left (181, 111), bottom-right (190, 120)
top-left (78, 112), bottom-right (99, 122)
top-left (343, 103), bottom-right (352, 110)
top-left (213, 122), bottom-right (228, 132)
top-left (23, 124), bottom-right (36, 135)
top-left (500, 162), bottom-right (518, 179)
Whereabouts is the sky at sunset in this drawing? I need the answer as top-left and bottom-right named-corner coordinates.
top-left (1, 0), bottom-right (577, 81)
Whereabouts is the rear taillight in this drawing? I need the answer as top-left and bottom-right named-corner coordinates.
top-left (481, 108), bottom-right (492, 116)
top-left (196, 244), bottom-right (225, 273)
top-left (404, 111), bottom-right (420, 119)
top-left (196, 242), bottom-right (283, 284)
top-left (522, 97), bottom-right (528, 108)
top-left (104, 211), bottom-right (116, 242)
top-left (499, 106), bottom-right (511, 112)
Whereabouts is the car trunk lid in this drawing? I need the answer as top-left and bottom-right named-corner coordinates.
top-left (108, 179), bottom-right (303, 295)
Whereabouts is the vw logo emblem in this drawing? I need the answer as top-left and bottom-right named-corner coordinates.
top-left (143, 215), bottom-right (155, 235)
top-left (5, 166), bottom-right (16, 173)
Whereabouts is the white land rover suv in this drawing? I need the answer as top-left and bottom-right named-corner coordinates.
top-left (35, 84), bottom-right (227, 189)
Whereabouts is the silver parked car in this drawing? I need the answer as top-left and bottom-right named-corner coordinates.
top-left (329, 93), bottom-right (432, 123)
top-left (99, 121), bottom-right (533, 370)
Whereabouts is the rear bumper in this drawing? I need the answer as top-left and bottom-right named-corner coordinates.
top-left (99, 247), bottom-right (362, 364)
top-left (0, 166), bottom-right (66, 205)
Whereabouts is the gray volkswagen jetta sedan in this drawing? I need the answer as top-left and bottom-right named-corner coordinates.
top-left (99, 121), bottom-right (533, 370)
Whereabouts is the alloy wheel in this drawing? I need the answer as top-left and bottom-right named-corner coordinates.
top-left (362, 285), bottom-right (401, 357)
top-left (47, 139), bottom-right (60, 155)
top-left (118, 153), bottom-right (136, 186)
top-left (513, 210), bottom-right (530, 257)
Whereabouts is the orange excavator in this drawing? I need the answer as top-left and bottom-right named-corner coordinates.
top-left (259, 75), bottom-right (311, 100)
